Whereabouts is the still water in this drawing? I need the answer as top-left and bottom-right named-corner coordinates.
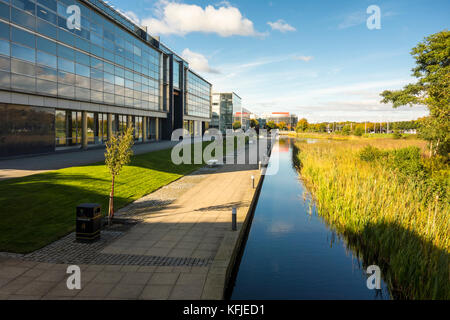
top-left (230, 138), bottom-right (391, 300)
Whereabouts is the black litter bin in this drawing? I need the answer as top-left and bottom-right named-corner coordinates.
top-left (76, 203), bottom-right (101, 243)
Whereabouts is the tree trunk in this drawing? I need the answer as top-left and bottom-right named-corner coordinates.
top-left (109, 175), bottom-right (115, 225)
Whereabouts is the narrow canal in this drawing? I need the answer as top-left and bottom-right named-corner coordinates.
top-left (229, 138), bottom-right (391, 300)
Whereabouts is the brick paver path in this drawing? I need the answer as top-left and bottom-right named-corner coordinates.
top-left (0, 157), bottom-right (261, 300)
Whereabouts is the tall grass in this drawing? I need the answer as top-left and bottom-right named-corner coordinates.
top-left (294, 137), bottom-right (449, 299)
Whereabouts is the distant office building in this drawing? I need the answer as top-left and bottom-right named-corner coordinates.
top-left (262, 112), bottom-right (298, 130)
top-left (212, 92), bottom-right (250, 132)
top-left (0, 0), bottom-right (211, 157)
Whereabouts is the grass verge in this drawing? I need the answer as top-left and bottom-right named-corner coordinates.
top-left (0, 145), bottom-right (205, 253)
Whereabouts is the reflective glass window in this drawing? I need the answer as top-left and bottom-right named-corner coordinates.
top-left (75, 63), bottom-right (89, 77)
top-left (36, 18), bottom-right (57, 38)
top-left (37, 0), bottom-right (57, 12)
top-left (36, 65), bottom-right (58, 81)
top-left (0, 22), bottom-right (10, 40)
top-left (37, 5), bottom-right (57, 24)
top-left (11, 73), bottom-right (35, 91)
top-left (11, 59), bottom-right (35, 76)
top-left (90, 56), bottom-right (103, 70)
top-left (58, 29), bottom-right (75, 46)
top-left (58, 83), bottom-right (75, 98)
top-left (37, 50), bottom-right (57, 68)
top-left (104, 62), bottom-right (114, 74)
top-left (11, 7), bottom-right (35, 30)
top-left (0, 56), bottom-right (10, 71)
top-left (58, 58), bottom-right (74, 73)
top-left (11, 43), bottom-right (35, 62)
top-left (12, 27), bottom-right (35, 47)
top-left (75, 51), bottom-right (89, 66)
top-left (58, 44), bottom-right (74, 61)
top-left (90, 32), bottom-right (102, 46)
top-left (0, 40), bottom-right (10, 56)
top-left (37, 79), bottom-right (57, 95)
top-left (90, 44), bottom-right (102, 58)
top-left (0, 2), bottom-right (10, 21)
top-left (37, 36), bottom-right (56, 54)
top-left (75, 37), bottom-right (89, 52)
top-left (90, 68), bottom-right (103, 80)
top-left (0, 70), bottom-right (10, 88)
top-left (103, 50), bottom-right (114, 62)
top-left (58, 70), bottom-right (75, 84)
top-left (104, 72), bottom-right (114, 84)
top-left (12, 0), bottom-right (35, 15)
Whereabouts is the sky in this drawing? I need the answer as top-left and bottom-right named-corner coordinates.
top-left (106, 0), bottom-right (449, 123)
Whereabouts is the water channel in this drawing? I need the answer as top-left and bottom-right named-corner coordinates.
top-left (229, 138), bottom-right (391, 300)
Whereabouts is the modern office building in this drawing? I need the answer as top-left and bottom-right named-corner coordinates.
top-left (212, 92), bottom-right (251, 132)
top-left (261, 112), bottom-right (298, 130)
top-left (0, 0), bottom-right (212, 157)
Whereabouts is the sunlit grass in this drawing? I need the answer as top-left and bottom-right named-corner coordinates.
top-left (0, 146), bottom-right (205, 254)
top-left (294, 137), bottom-right (449, 299)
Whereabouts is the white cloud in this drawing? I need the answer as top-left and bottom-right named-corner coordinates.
top-left (117, 10), bottom-right (141, 26)
top-left (142, 1), bottom-right (262, 37)
top-left (267, 19), bottom-right (296, 32)
top-left (182, 49), bottom-right (220, 74)
top-left (293, 55), bottom-right (313, 62)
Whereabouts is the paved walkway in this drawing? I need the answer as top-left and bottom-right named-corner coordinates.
top-left (0, 140), bottom-right (177, 181)
top-left (0, 154), bottom-right (262, 299)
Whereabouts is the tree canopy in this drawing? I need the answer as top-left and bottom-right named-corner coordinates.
top-left (380, 30), bottom-right (449, 157)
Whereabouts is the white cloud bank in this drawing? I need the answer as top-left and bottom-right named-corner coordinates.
top-left (181, 49), bottom-right (220, 74)
top-left (267, 19), bottom-right (296, 32)
top-left (142, 1), bottom-right (262, 37)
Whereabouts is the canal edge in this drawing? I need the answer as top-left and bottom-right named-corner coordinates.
top-left (201, 166), bottom-right (267, 300)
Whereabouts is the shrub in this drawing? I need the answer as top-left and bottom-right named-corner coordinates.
top-left (387, 146), bottom-right (425, 178)
top-left (359, 145), bottom-right (385, 162)
top-left (393, 131), bottom-right (403, 139)
top-left (354, 127), bottom-right (364, 136)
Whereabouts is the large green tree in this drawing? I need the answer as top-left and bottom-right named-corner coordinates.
top-left (380, 30), bottom-right (449, 157)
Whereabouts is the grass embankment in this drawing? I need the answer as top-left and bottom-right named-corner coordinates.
top-left (294, 137), bottom-right (449, 299)
top-left (0, 145), bottom-right (206, 254)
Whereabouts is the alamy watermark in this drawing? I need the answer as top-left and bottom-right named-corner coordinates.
top-left (170, 128), bottom-right (280, 176)
top-left (366, 265), bottom-right (382, 290)
top-left (66, 5), bottom-right (81, 31)
top-left (367, 5), bottom-right (381, 30)
top-left (66, 265), bottom-right (81, 290)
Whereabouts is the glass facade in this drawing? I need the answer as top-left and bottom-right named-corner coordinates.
top-left (0, 0), bottom-right (162, 111)
top-left (0, 0), bottom-right (212, 157)
top-left (211, 92), bottom-right (242, 132)
top-left (186, 70), bottom-right (211, 119)
top-left (0, 103), bottom-right (55, 157)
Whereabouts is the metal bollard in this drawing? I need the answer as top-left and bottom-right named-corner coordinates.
top-left (251, 175), bottom-right (255, 189)
top-left (259, 161), bottom-right (261, 171)
top-left (232, 207), bottom-right (237, 231)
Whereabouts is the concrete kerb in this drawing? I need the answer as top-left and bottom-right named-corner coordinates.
top-left (202, 168), bottom-right (266, 300)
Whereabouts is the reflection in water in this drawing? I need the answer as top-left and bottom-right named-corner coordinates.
top-left (229, 138), bottom-right (391, 300)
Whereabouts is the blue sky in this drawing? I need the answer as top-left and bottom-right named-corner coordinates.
top-left (107, 0), bottom-right (449, 122)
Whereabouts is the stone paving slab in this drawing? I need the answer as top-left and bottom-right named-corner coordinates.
top-left (0, 145), bottom-right (264, 300)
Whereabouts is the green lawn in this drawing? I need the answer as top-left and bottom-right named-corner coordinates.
top-left (0, 146), bottom-right (205, 253)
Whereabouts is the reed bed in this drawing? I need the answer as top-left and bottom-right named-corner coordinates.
top-left (294, 137), bottom-right (449, 299)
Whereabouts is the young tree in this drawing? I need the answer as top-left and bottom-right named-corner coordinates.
top-left (105, 126), bottom-right (134, 223)
top-left (380, 30), bottom-right (449, 157)
top-left (232, 121), bottom-right (242, 130)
